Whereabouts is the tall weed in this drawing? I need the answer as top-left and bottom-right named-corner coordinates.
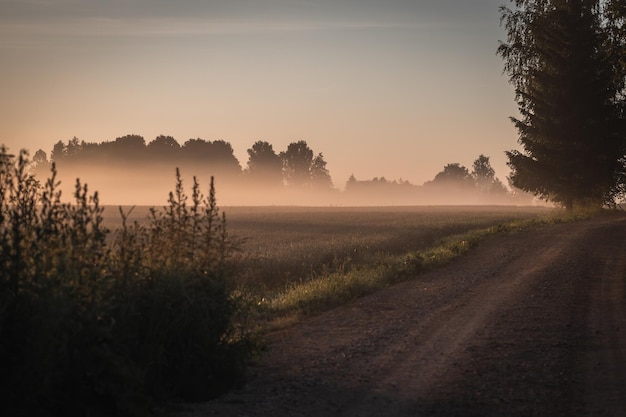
top-left (0, 148), bottom-right (256, 416)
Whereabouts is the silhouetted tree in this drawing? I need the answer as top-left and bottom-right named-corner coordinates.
top-left (245, 141), bottom-right (283, 186)
top-left (209, 140), bottom-right (242, 175)
top-left (281, 140), bottom-right (314, 187)
top-left (182, 138), bottom-right (212, 160)
top-left (31, 149), bottom-right (51, 178)
top-left (50, 140), bottom-right (66, 162)
top-left (346, 174), bottom-right (357, 187)
top-left (181, 138), bottom-right (241, 176)
top-left (344, 174), bottom-right (420, 204)
top-left (606, 0), bottom-right (626, 82)
top-left (311, 153), bottom-right (333, 189)
top-left (32, 149), bottom-right (48, 166)
top-left (472, 155), bottom-right (495, 183)
top-left (112, 134), bottom-right (146, 157)
top-left (472, 155), bottom-right (507, 194)
top-left (148, 135), bottom-right (180, 152)
top-left (64, 137), bottom-right (83, 161)
top-left (499, 0), bottom-right (626, 210)
top-left (146, 135), bottom-right (181, 164)
top-left (429, 163), bottom-right (473, 187)
top-left (50, 138), bottom-right (84, 163)
top-left (606, 0), bottom-right (626, 202)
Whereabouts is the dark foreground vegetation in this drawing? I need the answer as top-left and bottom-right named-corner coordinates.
top-left (0, 148), bottom-right (258, 417)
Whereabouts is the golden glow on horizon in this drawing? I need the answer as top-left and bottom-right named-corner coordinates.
top-left (1, 0), bottom-right (520, 191)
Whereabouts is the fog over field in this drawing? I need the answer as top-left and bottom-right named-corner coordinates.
top-left (45, 161), bottom-right (528, 207)
top-left (23, 134), bottom-right (530, 207)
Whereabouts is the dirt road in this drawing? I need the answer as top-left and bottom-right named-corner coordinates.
top-left (180, 214), bottom-right (626, 417)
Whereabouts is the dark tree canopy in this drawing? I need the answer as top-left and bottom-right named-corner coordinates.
top-left (472, 155), bottom-right (508, 194)
top-left (281, 140), bottom-right (314, 187)
top-left (499, 0), bottom-right (626, 210)
top-left (245, 141), bottom-right (283, 186)
top-left (280, 141), bottom-right (333, 189)
top-left (51, 140), bottom-right (66, 161)
top-left (147, 135), bottom-right (181, 163)
top-left (311, 153), bottom-right (333, 189)
top-left (148, 135), bottom-right (180, 151)
top-left (114, 134), bottom-right (145, 150)
top-left (33, 149), bottom-right (48, 166)
top-left (430, 163), bottom-right (473, 187)
top-left (472, 155), bottom-right (495, 183)
top-left (179, 138), bottom-right (242, 174)
top-left (40, 136), bottom-right (337, 199)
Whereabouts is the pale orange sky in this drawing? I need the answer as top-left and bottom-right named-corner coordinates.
top-left (0, 0), bottom-right (519, 189)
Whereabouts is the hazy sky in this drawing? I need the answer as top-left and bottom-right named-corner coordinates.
top-left (0, 0), bottom-right (519, 189)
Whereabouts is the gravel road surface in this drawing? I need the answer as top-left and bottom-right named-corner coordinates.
top-left (179, 214), bottom-right (626, 417)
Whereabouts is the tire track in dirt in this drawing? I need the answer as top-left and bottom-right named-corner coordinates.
top-left (178, 214), bottom-right (626, 417)
top-left (336, 245), bottom-right (567, 417)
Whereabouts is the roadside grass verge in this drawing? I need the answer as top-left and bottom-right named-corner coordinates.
top-left (264, 212), bottom-right (588, 325)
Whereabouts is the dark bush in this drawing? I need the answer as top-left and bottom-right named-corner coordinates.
top-left (0, 148), bottom-right (257, 416)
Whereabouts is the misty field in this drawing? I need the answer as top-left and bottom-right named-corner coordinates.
top-left (102, 205), bottom-right (552, 310)
top-left (3, 145), bottom-right (558, 417)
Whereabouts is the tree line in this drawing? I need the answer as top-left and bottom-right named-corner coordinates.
top-left (30, 135), bottom-right (519, 204)
top-left (33, 135), bottom-right (333, 190)
top-left (345, 155), bottom-right (525, 205)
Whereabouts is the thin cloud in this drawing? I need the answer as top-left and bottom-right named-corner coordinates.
top-left (2, 16), bottom-right (425, 36)
top-left (0, 16), bottom-right (433, 49)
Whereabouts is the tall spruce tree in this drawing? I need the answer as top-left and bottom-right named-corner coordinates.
top-left (606, 0), bottom-right (626, 202)
top-left (499, 0), bottom-right (625, 210)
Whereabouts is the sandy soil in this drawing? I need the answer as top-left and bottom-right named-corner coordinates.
top-left (178, 214), bottom-right (626, 417)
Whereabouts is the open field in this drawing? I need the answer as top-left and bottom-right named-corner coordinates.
top-left (102, 205), bottom-right (555, 308)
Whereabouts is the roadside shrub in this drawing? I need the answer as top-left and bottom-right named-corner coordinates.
top-left (0, 148), bottom-right (256, 416)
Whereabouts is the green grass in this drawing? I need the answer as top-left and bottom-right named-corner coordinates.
top-left (264, 214), bottom-right (565, 321)
top-left (102, 205), bottom-right (564, 327)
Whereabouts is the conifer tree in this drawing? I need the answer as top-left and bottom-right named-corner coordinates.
top-left (499, 0), bottom-right (625, 210)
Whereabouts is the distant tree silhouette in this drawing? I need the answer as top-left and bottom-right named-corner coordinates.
top-left (182, 138), bottom-right (211, 160)
top-left (344, 175), bottom-right (419, 204)
top-left (65, 137), bottom-right (83, 159)
top-left (47, 135), bottom-right (244, 179)
top-left (429, 163), bottom-right (473, 187)
top-left (471, 155), bottom-right (507, 194)
top-left (210, 140), bottom-right (242, 175)
top-left (148, 135), bottom-right (180, 152)
top-left (472, 155), bottom-right (495, 183)
top-left (50, 140), bottom-right (66, 162)
top-left (245, 141), bottom-right (283, 186)
top-left (51, 137), bottom-right (84, 163)
top-left (281, 141), bottom-right (314, 187)
top-left (33, 149), bottom-right (48, 166)
top-left (31, 149), bottom-right (51, 178)
top-left (147, 135), bottom-right (181, 164)
top-left (181, 138), bottom-right (241, 176)
top-left (279, 141), bottom-right (334, 189)
top-left (112, 135), bottom-right (146, 160)
top-left (311, 153), bottom-right (333, 189)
